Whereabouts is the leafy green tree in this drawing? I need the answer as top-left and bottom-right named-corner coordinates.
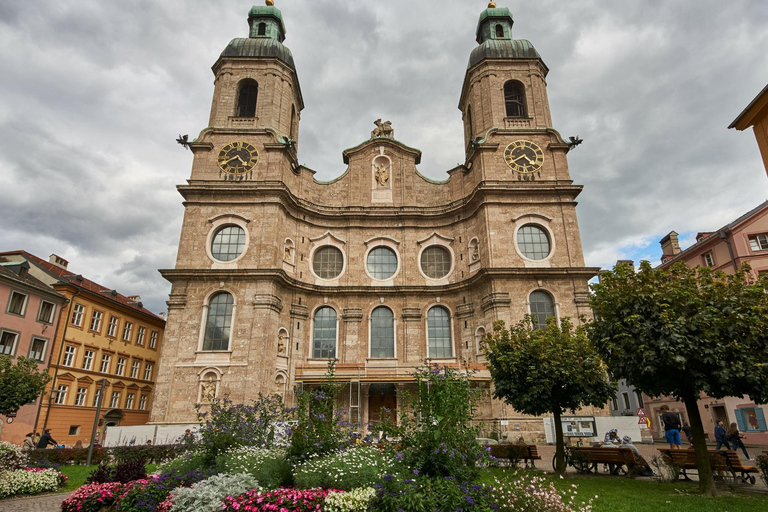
top-left (0, 355), bottom-right (51, 416)
top-left (589, 261), bottom-right (768, 496)
top-left (485, 317), bottom-right (615, 475)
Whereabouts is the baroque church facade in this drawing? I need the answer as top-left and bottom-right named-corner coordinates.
top-left (150, 2), bottom-right (602, 439)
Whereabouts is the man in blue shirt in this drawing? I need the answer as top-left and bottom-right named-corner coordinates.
top-left (714, 420), bottom-right (730, 450)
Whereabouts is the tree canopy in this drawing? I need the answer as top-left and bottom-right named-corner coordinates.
top-left (589, 261), bottom-right (768, 495)
top-left (485, 316), bottom-right (615, 474)
top-left (0, 355), bottom-right (51, 416)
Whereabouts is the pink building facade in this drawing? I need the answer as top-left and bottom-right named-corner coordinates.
top-left (649, 201), bottom-right (768, 444)
top-left (0, 259), bottom-right (66, 445)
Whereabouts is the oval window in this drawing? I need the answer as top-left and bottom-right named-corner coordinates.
top-left (313, 246), bottom-right (344, 279)
top-left (367, 246), bottom-right (398, 279)
top-left (211, 225), bottom-right (246, 262)
top-left (420, 246), bottom-right (452, 279)
top-left (516, 225), bottom-right (551, 260)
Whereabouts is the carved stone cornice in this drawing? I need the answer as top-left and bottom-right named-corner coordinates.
top-left (574, 292), bottom-right (591, 306)
top-left (290, 303), bottom-right (309, 318)
top-left (166, 294), bottom-right (187, 310)
top-left (401, 307), bottom-right (422, 322)
top-left (252, 294), bottom-right (283, 313)
top-left (342, 308), bottom-right (363, 322)
top-left (456, 303), bottom-right (475, 318)
top-left (481, 292), bottom-right (511, 312)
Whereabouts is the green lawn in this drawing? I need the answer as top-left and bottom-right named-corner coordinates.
top-left (59, 464), bottom-right (159, 492)
top-left (483, 468), bottom-right (768, 512)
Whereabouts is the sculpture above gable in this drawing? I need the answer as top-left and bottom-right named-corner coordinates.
top-left (371, 119), bottom-right (394, 139)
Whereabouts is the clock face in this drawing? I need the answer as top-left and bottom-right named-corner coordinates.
top-left (217, 141), bottom-right (259, 175)
top-left (503, 140), bottom-right (544, 174)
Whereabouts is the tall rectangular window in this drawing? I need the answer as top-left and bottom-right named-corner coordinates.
top-left (38, 301), bottom-right (55, 324)
top-left (622, 392), bottom-right (631, 410)
top-left (635, 390), bottom-right (645, 409)
top-left (139, 395), bottom-right (147, 410)
top-left (71, 304), bottom-right (85, 327)
top-left (0, 331), bottom-right (19, 356)
top-left (125, 393), bottom-right (135, 409)
top-left (749, 234), bottom-right (768, 251)
top-left (54, 385), bottom-right (69, 405)
top-left (89, 311), bottom-right (103, 332)
top-left (93, 387), bottom-right (102, 407)
top-left (82, 350), bottom-right (94, 370)
top-left (703, 252), bottom-right (715, 267)
top-left (131, 361), bottom-right (140, 379)
top-left (100, 354), bottom-right (111, 373)
top-left (143, 363), bottom-right (153, 381)
top-left (116, 358), bottom-right (126, 376)
top-left (29, 337), bottom-right (47, 361)
top-left (7, 291), bottom-right (28, 316)
top-left (62, 345), bottom-right (77, 367)
top-left (611, 396), bottom-right (619, 411)
top-left (110, 391), bottom-right (120, 408)
top-left (75, 387), bottom-right (88, 406)
top-left (107, 316), bottom-right (119, 337)
top-left (122, 322), bottom-right (133, 342)
top-left (149, 331), bottom-right (158, 349)
top-left (137, 326), bottom-right (146, 346)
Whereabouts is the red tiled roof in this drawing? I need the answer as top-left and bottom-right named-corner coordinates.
top-left (0, 263), bottom-right (66, 300)
top-left (0, 250), bottom-right (165, 322)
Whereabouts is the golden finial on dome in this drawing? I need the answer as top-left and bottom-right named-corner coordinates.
top-left (488, 2), bottom-right (497, 7)
top-left (266, 0), bottom-right (274, 6)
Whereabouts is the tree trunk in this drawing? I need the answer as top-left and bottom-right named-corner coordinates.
top-left (553, 408), bottom-right (566, 475)
top-left (682, 391), bottom-right (716, 496)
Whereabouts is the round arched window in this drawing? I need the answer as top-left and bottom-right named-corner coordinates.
top-left (529, 290), bottom-right (555, 330)
top-left (313, 246), bottom-right (344, 279)
top-left (516, 225), bottom-right (551, 260)
top-left (420, 246), bottom-right (452, 279)
top-left (367, 246), bottom-right (398, 279)
top-left (211, 225), bottom-right (246, 261)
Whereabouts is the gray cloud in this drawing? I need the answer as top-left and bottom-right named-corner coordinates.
top-left (1, 0), bottom-right (767, 314)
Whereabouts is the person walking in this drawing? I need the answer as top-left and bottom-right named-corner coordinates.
top-left (714, 420), bottom-right (731, 450)
top-left (727, 422), bottom-right (750, 459)
top-left (681, 422), bottom-right (693, 448)
top-left (22, 432), bottom-right (35, 453)
top-left (660, 405), bottom-right (682, 449)
top-left (36, 429), bottom-right (57, 449)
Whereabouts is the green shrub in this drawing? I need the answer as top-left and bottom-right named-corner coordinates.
top-left (757, 454), bottom-right (768, 487)
top-left (166, 472), bottom-right (260, 512)
top-left (157, 452), bottom-right (209, 475)
top-left (370, 473), bottom-right (495, 512)
top-left (324, 487), bottom-right (376, 512)
top-left (294, 446), bottom-right (398, 491)
top-left (216, 446), bottom-right (291, 490)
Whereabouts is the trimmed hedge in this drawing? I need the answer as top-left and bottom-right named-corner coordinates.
top-left (29, 444), bottom-right (186, 466)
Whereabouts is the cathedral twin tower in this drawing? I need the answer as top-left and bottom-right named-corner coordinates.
top-left (150, 2), bottom-right (597, 439)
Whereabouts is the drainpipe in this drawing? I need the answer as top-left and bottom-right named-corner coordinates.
top-left (718, 230), bottom-right (739, 273)
top-left (40, 288), bottom-right (81, 433)
top-left (32, 297), bottom-right (69, 436)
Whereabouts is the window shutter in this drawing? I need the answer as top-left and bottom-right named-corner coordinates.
top-left (735, 408), bottom-right (747, 431)
top-left (755, 408), bottom-right (767, 431)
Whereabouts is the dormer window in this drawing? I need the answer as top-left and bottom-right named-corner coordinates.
top-left (257, 22), bottom-right (266, 36)
top-left (504, 80), bottom-right (526, 118)
top-left (236, 80), bottom-right (259, 117)
top-left (495, 24), bottom-right (504, 38)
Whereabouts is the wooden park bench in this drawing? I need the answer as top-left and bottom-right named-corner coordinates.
top-left (488, 444), bottom-right (542, 468)
top-left (562, 447), bottom-right (639, 474)
top-left (659, 449), bottom-right (757, 484)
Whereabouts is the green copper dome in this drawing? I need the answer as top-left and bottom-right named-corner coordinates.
top-left (468, 5), bottom-right (544, 69)
top-left (219, 5), bottom-right (295, 70)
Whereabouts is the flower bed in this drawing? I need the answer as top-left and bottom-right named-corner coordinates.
top-left (0, 467), bottom-right (66, 499)
top-left (222, 487), bottom-right (336, 512)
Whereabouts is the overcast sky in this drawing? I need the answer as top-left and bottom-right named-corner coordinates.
top-left (1, 0), bottom-right (767, 314)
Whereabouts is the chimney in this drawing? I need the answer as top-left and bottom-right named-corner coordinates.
top-left (128, 295), bottom-right (141, 302)
top-left (659, 231), bottom-right (681, 263)
top-left (49, 254), bottom-right (69, 269)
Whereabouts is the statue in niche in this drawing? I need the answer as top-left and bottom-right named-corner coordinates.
top-left (283, 242), bottom-right (294, 262)
top-left (200, 376), bottom-right (216, 403)
top-left (374, 163), bottom-right (390, 187)
top-left (471, 245), bottom-right (480, 261)
top-left (371, 119), bottom-right (394, 139)
top-left (277, 332), bottom-right (286, 354)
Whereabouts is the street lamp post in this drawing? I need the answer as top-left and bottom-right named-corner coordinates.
top-left (86, 378), bottom-right (108, 465)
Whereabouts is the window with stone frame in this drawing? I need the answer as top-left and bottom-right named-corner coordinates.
top-left (427, 306), bottom-right (452, 358)
top-left (116, 357), bottom-right (126, 376)
top-left (93, 388), bottom-right (102, 407)
top-left (367, 246), bottom-right (398, 280)
top-left (29, 337), bottom-right (47, 361)
top-left (37, 301), bottom-right (55, 324)
top-left (703, 251), bottom-right (715, 267)
top-left (62, 345), bottom-right (77, 367)
top-left (749, 234), bottom-right (768, 252)
top-left (312, 246), bottom-right (344, 279)
top-left (144, 363), bottom-right (153, 381)
top-left (370, 306), bottom-right (395, 358)
top-left (82, 350), bottom-right (95, 371)
top-left (107, 316), bottom-right (119, 337)
top-left (100, 354), bottom-right (111, 373)
top-left (125, 392), bottom-right (135, 409)
top-left (89, 310), bottom-right (103, 332)
top-left (0, 330), bottom-right (18, 356)
top-left (312, 306), bottom-right (337, 359)
top-left (211, 225), bottom-right (247, 262)
top-left (122, 322), bottom-right (133, 342)
top-left (236, 79), bottom-right (258, 117)
top-left (54, 385), bottom-right (69, 405)
top-left (71, 303), bottom-right (85, 327)
top-left (110, 391), bottom-right (121, 408)
top-left (420, 246), bottom-right (452, 279)
top-left (516, 224), bottom-right (551, 260)
top-left (149, 331), bottom-right (158, 349)
top-left (75, 387), bottom-right (87, 406)
top-left (131, 361), bottom-right (140, 379)
top-left (139, 394), bottom-right (147, 410)
top-left (137, 326), bottom-right (146, 346)
top-left (7, 291), bottom-right (28, 316)
top-left (202, 292), bottom-right (234, 351)
top-left (504, 80), bottom-right (526, 117)
top-left (529, 290), bottom-right (556, 329)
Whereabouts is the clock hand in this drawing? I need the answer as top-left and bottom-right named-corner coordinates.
top-left (225, 155), bottom-right (241, 164)
top-left (236, 155), bottom-right (248, 165)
